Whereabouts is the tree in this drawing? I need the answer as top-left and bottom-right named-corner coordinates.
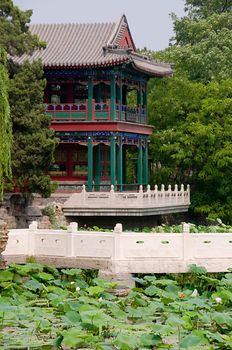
top-left (0, 0), bottom-right (45, 56)
top-left (149, 77), bottom-right (232, 222)
top-left (0, 47), bottom-right (12, 198)
top-left (184, 0), bottom-right (232, 18)
top-left (9, 60), bottom-right (57, 197)
top-left (0, 0), bottom-right (56, 197)
top-left (148, 1), bottom-right (232, 222)
top-left (169, 11), bottom-right (232, 82)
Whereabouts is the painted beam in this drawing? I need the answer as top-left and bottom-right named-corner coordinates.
top-left (51, 121), bottom-right (153, 135)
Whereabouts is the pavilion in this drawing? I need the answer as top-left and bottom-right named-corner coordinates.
top-left (16, 14), bottom-right (172, 192)
top-left (16, 15), bottom-right (190, 216)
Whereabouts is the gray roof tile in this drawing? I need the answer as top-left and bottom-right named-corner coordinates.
top-left (14, 15), bottom-right (172, 77)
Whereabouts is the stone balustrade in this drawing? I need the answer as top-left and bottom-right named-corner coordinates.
top-left (63, 184), bottom-right (190, 216)
top-left (3, 221), bottom-right (232, 273)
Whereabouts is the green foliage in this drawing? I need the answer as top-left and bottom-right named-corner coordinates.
top-left (0, 47), bottom-right (12, 198)
top-left (152, 2), bottom-right (232, 83)
top-left (147, 1), bottom-right (232, 223)
top-left (42, 206), bottom-right (57, 228)
top-left (0, 0), bottom-right (56, 198)
top-left (184, 0), bottom-right (232, 18)
top-left (9, 60), bottom-right (57, 197)
top-left (126, 147), bottom-right (137, 183)
top-left (169, 12), bottom-right (232, 82)
top-left (127, 89), bottom-right (137, 107)
top-left (0, 0), bottom-right (45, 56)
top-left (148, 76), bottom-right (232, 223)
top-left (2, 263), bottom-right (232, 348)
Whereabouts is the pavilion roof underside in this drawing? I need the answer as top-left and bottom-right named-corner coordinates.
top-left (14, 17), bottom-right (172, 77)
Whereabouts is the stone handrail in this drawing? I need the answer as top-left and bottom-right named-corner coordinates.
top-left (63, 184), bottom-right (190, 209)
top-left (3, 221), bottom-right (232, 273)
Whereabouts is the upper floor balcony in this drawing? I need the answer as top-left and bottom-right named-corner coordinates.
top-left (44, 75), bottom-right (148, 125)
top-left (45, 100), bottom-right (147, 124)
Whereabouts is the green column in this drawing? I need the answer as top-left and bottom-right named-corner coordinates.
top-left (94, 144), bottom-right (101, 191)
top-left (137, 140), bottom-right (143, 185)
top-left (123, 146), bottom-right (127, 185)
top-left (110, 75), bottom-right (116, 121)
top-left (110, 135), bottom-right (116, 187)
top-left (143, 142), bottom-right (149, 186)
top-left (117, 137), bottom-right (123, 191)
top-left (119, 77), bottom-right (122, 121)
top-left (88, 77), bottom-right (93, 121)
top-left (87, 136), bottom-right (93, 191)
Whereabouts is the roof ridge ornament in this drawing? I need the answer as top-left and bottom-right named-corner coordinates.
top-left (103, 46), bottom-right (132, 56)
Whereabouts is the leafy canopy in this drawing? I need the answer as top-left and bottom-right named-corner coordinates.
top-left (0, 0), bottom-right (45, 56)
top-left (0, 48), bottom-right (12, 198)
top-left (9, 60), bottom-right (57, 196)
top-left (149, 77), bottom-right (232, 222)
top-left (184, 0), bottom-right (232, 18)
top-left (0, 0), bottom-right (56, 197)
top-left (148, 0), bottom-right (232, 222)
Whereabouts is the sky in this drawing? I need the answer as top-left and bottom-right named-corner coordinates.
top-left (13, 0), bottom-right (185, 51)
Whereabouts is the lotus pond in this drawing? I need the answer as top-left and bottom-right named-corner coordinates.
top-left (1, 263), bottom-right (232, 349)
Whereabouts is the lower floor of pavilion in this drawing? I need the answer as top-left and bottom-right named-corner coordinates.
top-left (48, 131), bottom-right (149, 191)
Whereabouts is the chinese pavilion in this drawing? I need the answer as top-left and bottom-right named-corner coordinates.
top-left (17, 15), bottom-right (172, 192)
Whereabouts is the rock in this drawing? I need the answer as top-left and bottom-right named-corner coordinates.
top-left (38, 216), bottom-right (52, 229)
top-left (0, 219), bottom-right (8, 269)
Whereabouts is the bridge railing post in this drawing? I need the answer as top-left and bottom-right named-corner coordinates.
top-left (187, 184), bottom-right (190, 204)
top-left (182, 222), bottom-right (193, 269)
top-left (28, 221), bottom-right (37, 255)
top-left (139, 185), bottom-right (143, 206)
top-left (66, 222), bottom-right (78, 257)
top-left (110, 185), bottom-right (115, 206)
top-left (147, 184), bottom-right (151, 204)
top-left (112, 223), bottom-right (123, 273)
top-left (153, 185), bottom-right (158, 204)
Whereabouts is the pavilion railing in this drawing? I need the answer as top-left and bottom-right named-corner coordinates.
top-left (45, 102), bottom-right (87, 121)
top-left (45, 101), bottom-right (147, 124)
top-left (117, 104), bottom-right (146, 124)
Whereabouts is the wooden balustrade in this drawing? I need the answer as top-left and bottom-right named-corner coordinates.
top-left (45, 101), bottom-right (147, 124)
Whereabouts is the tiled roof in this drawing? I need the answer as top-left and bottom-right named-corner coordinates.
top-left (14, 15), bottom-right (172, 77)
